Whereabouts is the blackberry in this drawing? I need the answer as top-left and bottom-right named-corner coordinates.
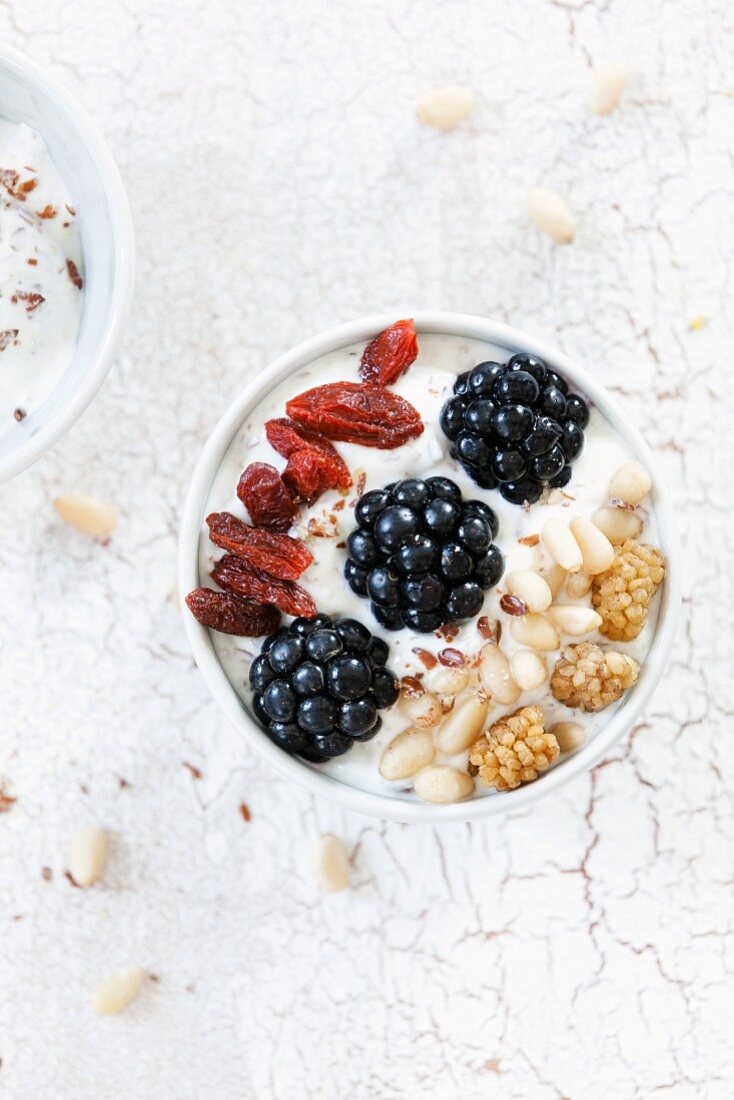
top-left (344, 477), bottom-right (504, 633)
top-left (440, 354), bottom-right (589, 504)
top-left (249, 613), bottom-right (399, 760)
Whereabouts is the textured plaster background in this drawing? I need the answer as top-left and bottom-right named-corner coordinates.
top-left (0, 1), bottom-right (732, 1097)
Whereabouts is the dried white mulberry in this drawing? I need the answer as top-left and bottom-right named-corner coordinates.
top-left (592, 538), bottom-right (665, 641)
top-left (551, 642), bottom-right (639, 712)
top-left (468, 704), bottom-right (559, 792)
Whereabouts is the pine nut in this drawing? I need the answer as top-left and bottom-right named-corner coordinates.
top-left (565, 570), bottom-right (592, 598)
top-left (526, 187), bottom-right (575, 243)
top-left (54, 494), bottom-right (118, 539)
top-left (437, 692), bottom-right (490, 754)
top-left (547, 605), bottom-right (603, 636)
top-left (543, 562), bottom-right (566, 599)
top-left (416, 86), bottom-right (474, 130)
top-left (478, 644), bottom-right (521, 704)
top-left (609, 461), bottom-right (652, 505)
top-left (550, 721), bottom-right (587, 753)
top-left (542, 519), bottom-right (583, 572)
top-left (380, 728), bottom-right (435, 780)
top-left (592, 505), bottom-right (642, 544)
top-left (510, 612), bottom-right (560, 651)
top-left (430, 666), bottom-right (469, 696)
top-left (413, 766), bottom-right (474, 804)
top-left (399, 688), bottom-right (442, 728)
top-left (589, 61), bottom-right (628, 116)
top-left (570, 517), bottom-right (615, 574)
top-left (311, 834), bottom-right (350, 891)
top-left (510, 649), bottom-right (547, 691)
top-left (91, 965), bottom-right (145, 1015)
top-left (505, 569), bottom-right (552, 612)
top-left (69, 825), bottom-right (106, 887)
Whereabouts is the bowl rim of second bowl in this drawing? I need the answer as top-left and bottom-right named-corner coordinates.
top-left (178, 310), bottom-right (681, 824)
top-left (0, 41), bottom-right (136, 484)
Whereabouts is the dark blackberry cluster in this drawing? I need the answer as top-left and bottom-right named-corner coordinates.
top-left (344, 477), bottom-right (504, 633)
top-left (249, 613), bottom-right (399, 761)
top-left (439, 353), bottom-right (590, 505)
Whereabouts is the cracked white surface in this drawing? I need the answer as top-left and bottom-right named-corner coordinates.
top-left (0, 1), bottom-right (732, 1097)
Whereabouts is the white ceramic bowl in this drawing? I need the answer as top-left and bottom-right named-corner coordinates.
top-left (179, 312), bottom-right (681, 823)
top-left (0, 43), bottom-right (135, 483)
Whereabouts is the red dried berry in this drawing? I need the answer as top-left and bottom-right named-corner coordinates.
top-left (360, 319), bottom-right (418, 386)
top-left (286, 382), bottom-right (423, 449)
top-left (206, 512), bottom-right (313, 580)
top-left (212, 555), bottom-right (317, 618)
top-left (185, 588), bottom-right (280, 636)
top-left (236, 463), bottom-right (297, 532)
top-left (266, 417), bottom-right (352, 492)
top-left (282, 449), bottom-right (325, 504)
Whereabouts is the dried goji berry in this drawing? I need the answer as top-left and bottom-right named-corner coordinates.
top-left (282, 449), bottom-right (325, 504)
top-left (265, 418), bottom-right (310, 458)
top-left (360, 319), bottom-right (418, 386)
top-left (212, 554), bottom-right (317, 618)
top-left (285, 382), bottom-right (424, 449)
top-left (266, 417), bottom-right (351, 492)
top-left (236, 463), bottom-right (297, 532)
top-left (185, 588), bottom-right (280, 636)
top-left (206, 512), bottom-right (313, 580)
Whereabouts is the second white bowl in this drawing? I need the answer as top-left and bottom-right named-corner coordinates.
top-left (0, 43), bottom-right (135, 483)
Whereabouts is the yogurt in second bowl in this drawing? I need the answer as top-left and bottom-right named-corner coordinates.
top-left (184, 318), bottom-right (672, 815)
top-left (0, 120), bottom-right (83, 428)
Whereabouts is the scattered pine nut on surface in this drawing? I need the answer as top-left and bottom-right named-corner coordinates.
top-left (590, 60), bottom-right (628, 115)
top-left (69, 825), bottom-right (106, 887)
top-left (416, 86), bottom-right (473, 129)
top-left (91, 965), bottom-right (145, 1015)
top-left (311, 833), bottom-right (350, 892)
top-left (608, 461), bottom-right (652, 505)
top-left (526, 187), bottom-right (575, 243)
top-left (54, 494), bottom-right (118, 538)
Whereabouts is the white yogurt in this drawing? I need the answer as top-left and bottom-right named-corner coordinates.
top-left (0, 120), bottom-right (83, 428)
top-left (200, 333), bottom-right (661, 799)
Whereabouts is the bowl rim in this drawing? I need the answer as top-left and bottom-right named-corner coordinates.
top-left (0, 41), bottom-right (136, 484)
top-left (178, 311), bottom-right (681, 824)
